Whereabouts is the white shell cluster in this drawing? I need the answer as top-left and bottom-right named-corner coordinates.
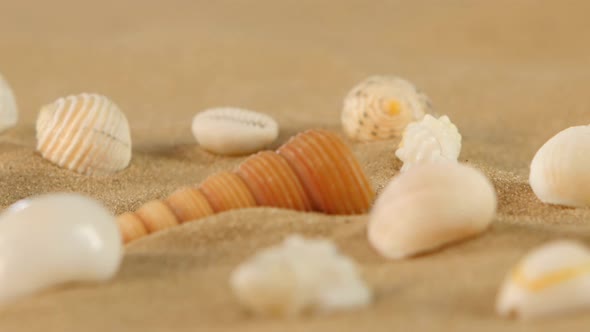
top-left (192, 107), bottom-right (279, 155)
top-left (368, 161), bottom-right (497, 259)
top-left (230, 235), bottom-right (371, 316)
top-left (395, 114), bottom-right (461, 172)
top-left (341, 75), bottom-right (432, 141)
top-left (530, 125), bottom-right (590, 207)
top-left (0, 73), bottom-right (18, 133)
top-left (36, 93), bottom-right (132, 176)
top-left (496, 240), bottom-right (590, 320)
top-left (0, 193), bottom-right (122, 306)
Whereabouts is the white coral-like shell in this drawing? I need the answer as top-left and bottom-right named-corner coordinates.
top-left (530, 125), bottom-right (590, 207)
top-left (368, 162), bottom-right (497, 259)
top-left (496, 240), bottom-right (590, 320)
top-left (36, 93), bottom-right (132, 176)
top-left (395, 114), bottom-right (461, 172)
top-left (192, 107), bottom-right (279, 155)
top-left (341, 75), bottom-right (432, 141)
top-left (0, 73), bottom-right (18, 133)
top-left (230, 235), bottom-right (371, 316)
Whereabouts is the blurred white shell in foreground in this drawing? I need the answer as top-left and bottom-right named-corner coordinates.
top-left (368, 162), bottom-right (496, 259)
top-left (36, 93), bottom-right (132, 176)
top-left (530, 125), bottom-right (590, 207)
top-left (496, 240), bottom-right (590, 320)
top-left (0, 73), bottom-right (18, 133)
top-left (395, 114), bottom-right (461, 172)
top-left (0, 193), bottom-right (122, 306)
top-left (230, 235), bottom-right (371, 316)
top-left (192, 107), bottom-right (279, 155)
top-left (341, 75), bottom-right (432, 141)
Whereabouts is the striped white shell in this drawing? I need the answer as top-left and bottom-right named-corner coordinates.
top-left (395, 114), bottom-right (462, 172)
top-left (341, 75), bottom-right (432, 141)
top-left (0, 73), bottom-right (18, 133)
top-left (192, 107), bottom-right (279, 155)
top-left (36, 93), bottom-right (132, 176)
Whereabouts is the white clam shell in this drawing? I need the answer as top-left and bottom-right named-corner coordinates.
top-left (341, 75), bottom-right (432, 141)
top-left (0, 193), bottom-right (122, 306)
top-left (230, 235), bottom-right (371, 316)
top-left (395, 114), bottom-right (461, 172)
top-left (496, 240), bottom-right (590, 320)
top-left (530, 125), bottom-right (590, 207)
top-left (0, 73), bottom-right (18, 133)
top-left (192, 107), bottom-right (279, 155)
top-left (36, 93), bottom-right (132, 176)
top-left (368, 162), bottom-right (497, 259)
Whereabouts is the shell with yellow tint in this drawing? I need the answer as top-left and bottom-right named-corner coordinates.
top-left (198, 171), bottom-right (257, 213)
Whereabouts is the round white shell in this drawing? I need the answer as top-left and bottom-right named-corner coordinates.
top-left (395, 114), bottom-right (461, 172)
top-left (368, 162), bottom-right (497, 259)
top-left (341, 75), bottom-right (432, 141)
top-left (530, 125), bottom-right (590, 207)
top-left (0, 73), bottom-right (18, 133)
top-left (192, 107), bottom-right (279, 155)
top-left (0, 193), bottom-right (122, 306)
top-left (36, 93), bottom-right (132, 176)
top-left (230, 235), bottom-right (371, 316)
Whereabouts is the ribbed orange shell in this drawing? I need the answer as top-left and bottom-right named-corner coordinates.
top-left (116, 212), bottom-right (148, 243)
top-left (165, 187), bottom-right (214, 223)
top-left (135, 199), bottom-right (179, 233)
top-left (198, 171), bottom-right (257, 213)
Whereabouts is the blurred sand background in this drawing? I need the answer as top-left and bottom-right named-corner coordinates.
top-left (1, 0), bottom-right (590, 331)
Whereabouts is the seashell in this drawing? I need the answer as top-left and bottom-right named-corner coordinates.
top-left (277, 129), bottom-right (374, 214)
top-left (0, 193), bottom-right (122, 305)
top-left (198, 171), bottom-right (257, 213)
top-left (116, 212), bottom-right (148, 243)
top-left (192, 107), bottom-right (279, 155)
top-left (235, 151), bottom-right (312, 211)
top-left (36, 93), bottom-right (132, 176)
top-left (341, 75), bottom-right (432, 141)
top-left (529, 125), bottom-right (590, 207)
top-left (395, 114), bottom-right (461, 172)
top-left (231, 234), bottom-right (371, 316)
top-left (135, 199), bottom-right (179, 233)
top-left (164, 187), bottom-right (214, 223)
top-left (496, 240), bottom-right (590, 320)
top-left (0, 73), bottom-right (18, 133)
top-left (368, 161), bottom-right (496, 259)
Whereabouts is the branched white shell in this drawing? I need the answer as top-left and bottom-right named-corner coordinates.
top-left (530, 125), bottom-right (590, 207)
top-left (0, 73), bottom-right (18, 133)
top-left (192, 107), bottom-right (279, 155)
top-left (395, 114), bottom-right (461, 172)
top-left (496, 240), bottom-right (590, 320)
top-left (230, 235), bottom-right (371, 316)
top-left (341, 75), bottom-right (432, 141)
top-left (36, 93), bottom-right (132, 176)
top-left (368, 162), bottom-right (497, 259)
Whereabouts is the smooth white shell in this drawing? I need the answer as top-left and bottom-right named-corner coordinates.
top-left (341, 75), bottom-right (432, 141)
top-left (530, 125), bottom-right (590, 207)
top-left (192, 107), bottom-right (279, 155)
top-left (230, 235), bottom-right (371, 316)
top-left (368, 162), bottom-right (497, 259)
top-left (0, 193), bottom-right (122, 306)
top-left (496, 240), bottom-right (590, 320)
top-left (36, 93), bottom-right (132, 176)
top-left (395, 114), bottom-right (461, 172)
top-left (0, 73), bottom-right (18, 133)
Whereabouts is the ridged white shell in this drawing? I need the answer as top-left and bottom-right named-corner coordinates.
top-left (368, 162), bottom-right (497, 259)
top-left (0, 73), bottom-right (18, 133)
top-left (192, 107), bottom-right (279, 155)
top-left (230, 235), bottom-right (371, 316)
top-left (36, 93), bottom-right (132, 176)
top-left (496, 240), bottom-right (590, 320)
top-left (341, 75), bottom-right (432, 141)
top-left (395, 114), bottom-right (462, 172)
top-left (530, 125), bottom-right (590, 207)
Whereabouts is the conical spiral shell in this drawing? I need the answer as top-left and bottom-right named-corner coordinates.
top-left (36, 93), bottom-right (132, 176)
top-left (198, 171), bottom-right (257, 213)
top-left (165, 187), bottom-right (214, 222)
top-left (116, 212), bottom-right (148, 243)
top-left (0, 73), bottom-right (18, 133)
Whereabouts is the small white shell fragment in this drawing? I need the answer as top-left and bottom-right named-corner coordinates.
top-left (36, 93), bottom-right (132, 176)
top-left (395, 114), bottom-right (461, 172)
top-left (529, 125), bottom-right (590, 207)
top-left (0, 73), bottom-right (18, 133)
top-left (496, 240), bottom-right (590, 320)
top-left (0, 193), bottom-right (122, 306)
top-left (368, 162), bottom-right (497, 259)
top-left (341, 75), bottom-right (432, 141)
top-left (230, 235), bottom-right (371, 316)
top-left (192, 107), bottom-right (279, 155)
